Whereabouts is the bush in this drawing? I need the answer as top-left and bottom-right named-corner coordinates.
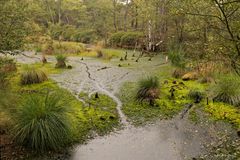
top-left (109, 31), bottom-right (143, 49)
top-left (212, 75), bottom-right (240, 106)
top-left (73, 30), bottom-right (96, 43)
top-left (49, 24), bottom-right (77, 41)
top-left (120, 32), bottom-right (144, 49)
top-left (136, 76), bottom-right (160, 105)
top-left (55, 54), bottom-right (67, 68)
top-left (20, 66), bottom-right (48, 85)
top-left (109, 32), bottom-right (125, 47)
top-left (13, 91), bottom-right (71, 152)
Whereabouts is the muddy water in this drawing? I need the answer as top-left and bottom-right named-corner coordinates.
top-left (70, 117), bottom-right (212, 160)
top-left (50, 58), bottom-right (133, 126)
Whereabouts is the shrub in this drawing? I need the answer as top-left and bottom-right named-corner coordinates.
top-left (109, 32), bottom-right (125, 47)
top-left (120, 32), bottom-right (144, 49)
top-left (13, 91), bottom-right (71, 152)
top-left (73, 30), bottom-right (96, 43)
top-left (136, 76), bottom-right (160, 106)
top-left (109, 31), bottom-right (143, 49)
top-left (20, 66), bottom-right (48, 85)
top-left (55, 54), bottom-right (67, 68)
top-left (212, 75), bottom-right (240, 106)
top-left (49, 24), bottom-right (77, 41)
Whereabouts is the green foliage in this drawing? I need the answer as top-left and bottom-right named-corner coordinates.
top-left (56, 54), bottom-right (67, 62)
top-left (0, 57), bottom-right (16, 88)
top-left (168, 48), bottom-right (186, 69)
top-left (212, 75), bottom-right (240, 106)
top-left (49, 24), bottom-right (75, 41)
top-left (120, 32), bottom-right (144, 49)
top-left (109, 31), bottom-right (143, 49)
top-left (20, 66), bottom-right (48, 85)
top-left (13, 91), bottom-right (71, 152)
top-left (0, 0), bottom-right (29, 51)
top-left (49, 24), bottom-right (96, 43)
top-left (55, 54), bottom-right (67, 68)
top-left (73, 30), bottom-right (96, 43)
top-left (109, 32), bottom-right (125, 47)
top-left (136, 76), bottom-right (160, 103)
top-left (204, 103), bottom-right (240, 129)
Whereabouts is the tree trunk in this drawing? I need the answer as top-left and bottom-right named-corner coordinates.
top-left (124, 0), bottom-right (129, 31)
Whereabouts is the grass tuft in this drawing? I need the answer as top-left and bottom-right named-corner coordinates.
top-left (13, 91), bottom-right (71, 152)
top-left (20, 66), bottom-right (48, 85)
top-left (212, 75), bottom-right (240, 106)
top-left (136, 76), bottom-right (160, 105)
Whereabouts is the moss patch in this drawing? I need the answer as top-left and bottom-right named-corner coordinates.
top-left (119, 78), bottom-right (209, 126)
top-left (204, 102), bottom-right (240, 129)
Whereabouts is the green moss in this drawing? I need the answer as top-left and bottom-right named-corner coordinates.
top-left (119, 78), bottom-right (208, 126)
top-left (77, 92), bottom-right (120, 135)
top-left (204, 102), bottom-right (240, 129)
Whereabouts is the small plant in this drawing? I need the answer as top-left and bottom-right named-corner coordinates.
top-left (188, 89), bottom-right (204, 103)
top-left (136, 76), bottom-right (160, 106)
top-left (13, 91), bottom-right (71, 152)
top-left (55, 54), bottom-right (67, 68)
top-left (212, 75), bottom-right (240, 106)
top-left (20, 66), bottom-right (48, 85)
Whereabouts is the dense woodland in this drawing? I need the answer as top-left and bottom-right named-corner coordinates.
top-left (1, 0), bottom-right (239, 73)
top-left (0, 0), bottom-right (240, 160)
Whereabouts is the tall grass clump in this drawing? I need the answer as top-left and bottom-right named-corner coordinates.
top-left (13, 91), bottom-right (71, 152)
top-left (136, 76), bottom-right (160, 106)
top-left (169, 48), bottom-right (186, 78)
top-left (212, 75), bottom-right (240, 106)
top-left (20, 66), bottom-right (47, 85)
top-left (188, 89), bottom-right (205, 103)
top-left (169, 48), bottom-right (186, 69)
top-left (55, 54), bottom-right (67, 68)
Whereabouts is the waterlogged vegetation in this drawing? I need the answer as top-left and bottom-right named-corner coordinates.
top-left (0, 61), bottom-right (120, 159)
top-left (1, 0), bottom-right (240, 159)
top-left (120, 77), bottom-right (208, 126)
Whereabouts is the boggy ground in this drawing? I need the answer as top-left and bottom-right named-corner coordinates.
top-left (13, 52), bottom-right (236, 160)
